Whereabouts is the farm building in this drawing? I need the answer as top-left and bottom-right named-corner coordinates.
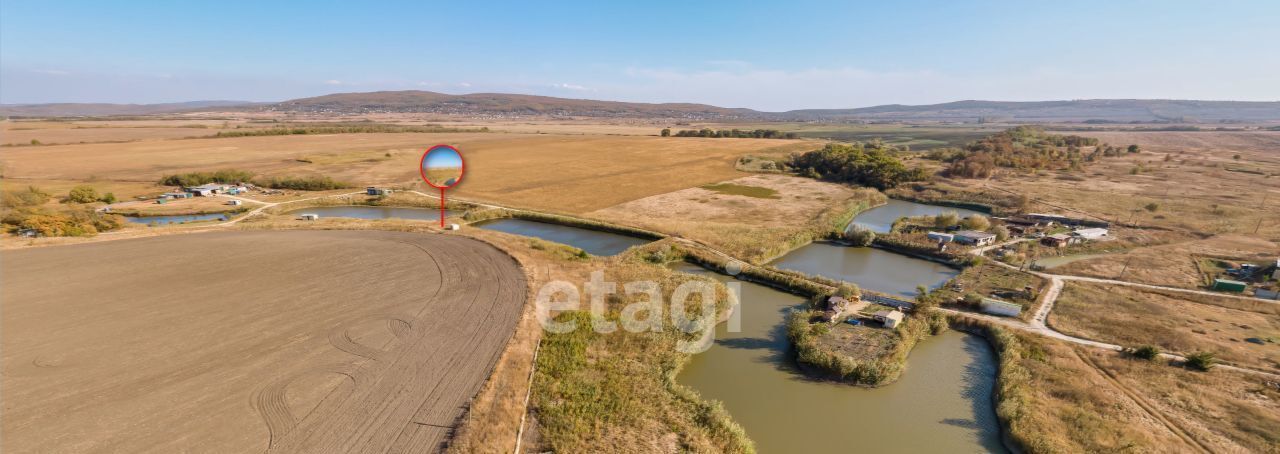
top-left (873, 310), bottom-right (904, 329)
top-left (1025, 213), bottom-right (1110, 228)
top-left (1040, 233), bottom-right (1078, 248)
top-left (1072, 228), bottom-right (1109, 241)
top-left (1212, 279), bottom-right (1247, 292)
top-left (979, 298), bottom-right (1022, 317)
top-left (366, 187), bottom-right (394, 196)
top-left (298, 213), bottom-right (320, 221)
top-left (445, 223), bottom-right (461, 231)
top-left (185, 183), bottom-right (228, 196)
top-left (927, 231), bottom-right (955, 243)
top-left (954, 230), bottom-right (996, 246)
top-left (227, 200), bottom-right (243, 206)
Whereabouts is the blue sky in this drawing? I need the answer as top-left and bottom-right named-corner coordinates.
top-left (2, 0), bottom-right (1278, 110)
top-left (424, 146), bottom-right (463, 169)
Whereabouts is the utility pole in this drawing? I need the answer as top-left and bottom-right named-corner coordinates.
top-left (1117, 255), bottom-right (1133, 280)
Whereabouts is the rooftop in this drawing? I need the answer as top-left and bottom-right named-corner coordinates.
top-left (955, 230), bottom-right (996, 239)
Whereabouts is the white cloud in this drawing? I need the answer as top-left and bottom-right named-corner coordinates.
top-left (457, 82), bottom-right (472, 88)
top-left (323, 79), bottom-right (342, 85)
top-left (551, 82), bottom-right (591, 91)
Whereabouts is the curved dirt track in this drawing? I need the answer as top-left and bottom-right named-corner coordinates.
top-left (1, 230), bottom-right (526, 453)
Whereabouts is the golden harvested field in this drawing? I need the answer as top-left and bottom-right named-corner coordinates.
top-left (1050, 281), bottom-right (1280, 372)
top-left (0, 131), bottom-right (812, 213)
top-left (1, 230), bottom-right (526, 453)
top-left (588, 173), bottom-right (874, 261)
top-left (1, 119), bottom-right (250, 145)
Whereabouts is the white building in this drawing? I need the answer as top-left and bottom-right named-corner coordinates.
top-left (954, 230), bottom-right (997, 246)
top-left (873, 310), bottom-right (904, 329)
top-left (979, 298), bottom-right (1023, 317)
top-left (927, 231), bottom-right (955, 243)
top-left (299, 213), bottom-right (320, 220)
top-left (1072, 228), bottom-right (1109, 241)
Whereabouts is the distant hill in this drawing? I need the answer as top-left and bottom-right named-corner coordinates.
top-left (782, 99), bottom-right (1280, 123)
top-left (6, 92), bottom-right (1280, 123)
top-left (266, 90), bottom-right (759, 119)
top-left (0, 100), bottom-right (259, 117)
top-left (268, 92), bottom-right (1280, 123)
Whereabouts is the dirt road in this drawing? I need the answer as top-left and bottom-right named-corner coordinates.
top-left (1, 230), bottom-right (526, 453)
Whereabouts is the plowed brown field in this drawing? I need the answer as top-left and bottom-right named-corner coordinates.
top-left (1, 230), bottom-right (526, 453)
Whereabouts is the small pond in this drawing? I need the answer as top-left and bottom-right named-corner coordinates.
top-left (126, 213), bottom-right (229, 225)
top-left (473, 218), bottom-right (649, 256)
top-left (849, 199), bottom-right (987, 233)
top-left (284, 206), bottom-right (460, 221)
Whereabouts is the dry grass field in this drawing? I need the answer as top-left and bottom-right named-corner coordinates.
top-left (1054, 234), bottom-right (1279, 288)
top-left (1013, 333), bottom-right (1280, 453)
top-left (588, 174), bottom-right (876, 261)
top-left (1050, 282), bottom-right (1280, 372)
top-left (1, 230), bottom-right (526, 453)
top-left (0, 131), bottom-right (812, 213)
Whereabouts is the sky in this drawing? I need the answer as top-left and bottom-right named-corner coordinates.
top-left (2, 0), bottom-right (1278, 110)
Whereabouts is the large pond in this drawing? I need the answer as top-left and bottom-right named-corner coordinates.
top-left (674, 263), bottom-right (1005, 453)
top-left (126, 213), bottom-right (229, 225)
top-left (769, 243), bottom-right (958, 298)
top-left (473, 218), bottom-right (649, 256)
top-left (850, 199), bottom-right (987, 233)
top-left (284, 206), bottom-right (460, 221)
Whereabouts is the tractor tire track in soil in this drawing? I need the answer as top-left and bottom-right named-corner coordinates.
top-left (2, 230), bottom-right (527, 454)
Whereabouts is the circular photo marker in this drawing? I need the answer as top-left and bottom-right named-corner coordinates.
top-left (419, 144), bottom-right (465, 189)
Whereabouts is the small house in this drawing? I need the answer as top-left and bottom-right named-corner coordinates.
top-left (1212, 279), bottom-right (1247, 293)
top-left (954, 230), bottom-right (996, 247)
top-left (1072, 228), bottom-right (1109, 241)
top-left (227, 200), bottom-right (243, 206)
top-left (445, 223), bottom-right (461, 231)
top-left (366, 186), bottom-right (393, 196)
top-left (298, 213), bottom-right (320, 221)
top-left (979, 298), bottom-right (1022, 317)
top-left (927, 231), bottom-right (955, 243)
top-left (873, 310), bottom-right (904, 329)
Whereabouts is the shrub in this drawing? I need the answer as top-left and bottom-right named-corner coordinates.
top-left (1, 186), bottom-right (50, 207)
top-left (1144, 202), bottom-right (1159, 212)
top-left (960, 214), bottom-right (990, 231)
top-left (835, 283), bottom-right (861, 298)
top-left (1185, 351), bottom-right (1216, 371)
top-left (159, 169), bottom-right (256, 187)
top-left (1127, 345), bottom-right (1161, 361)
top-left (254, 175), bottom-right (351, 191)
top-left (99, 192), bottom-right (117, 204)
top-left (65, 185), bottom-right (100, 204)
top-left (843, 227), bottom-right (876, 246)
top-left (934, 211), bottom-right (960, 228)
top-left (992, 225), bottom-right (1010, 241)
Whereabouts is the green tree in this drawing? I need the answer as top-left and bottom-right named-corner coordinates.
top-left (99, 192), bottom-right (117, 204)
top-left (66, 185), bottom-right (100, 204)
top-left (660, 128), bottom-right (671, 137)
top-left (1127, 144), bottom-right (1141, 153)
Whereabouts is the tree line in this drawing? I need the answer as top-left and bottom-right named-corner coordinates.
top-left (789, 142), bottom-right (930, 189)
top-left (926, 126), bottom-right (1138, 178)
top-left (661, 128), bottom-right (798, 139)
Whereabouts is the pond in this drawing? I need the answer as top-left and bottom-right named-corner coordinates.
top-left (769, 242), bottom-right (958, 298)
top-left (473, 218), bottom-right (649, 256)
top-left (849, 199), bottom-right (987, 233)
top-left (284, 205), bottom-right (460, 221)
top-left (673, 263), bottom-right (1006, 453)
top-left (126, 213), bottom-right (229, 225)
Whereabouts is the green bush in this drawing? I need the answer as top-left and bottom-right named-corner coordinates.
top-left (1185, 351), bottom-right (1216, 371)
top-left (1, 186), bottom-right (50, 207)
top-left (1128, 345), bottom-right (1161, 361)
top-left (65, 185), bottom-right (100, 204)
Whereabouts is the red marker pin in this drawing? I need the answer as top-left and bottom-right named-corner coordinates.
top-left (419, 144), bottom-right (465, 228)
